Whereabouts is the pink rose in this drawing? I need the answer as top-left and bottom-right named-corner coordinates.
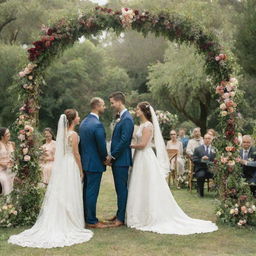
top-left (228, 107), bottom-right (235, 113)
top-left (241, 206), bottom-right (247, 214)
top-left (216, 85), bottom-right (225, 95)
top-left (221, 157), bottom-right (228, 164)
top-left (215, 56), bottom-right (220, 61)
top-left (19, 72), bottom-right (26, 77)
top-left (222, 93), bottom-right (230, 99)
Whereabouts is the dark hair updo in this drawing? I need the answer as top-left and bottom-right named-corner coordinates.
top-left (64, 109), bottom-right (77, 127)
top-left (0, 127), bottom-right (8, 140)
top-left (138, 101), bottom-right (152, 122)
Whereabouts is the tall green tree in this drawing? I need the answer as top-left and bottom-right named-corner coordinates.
top-left (0, 44), bottom-right (26, 127)
top-left (234, 0), bottom-right (256, 76)
top-left (39, 40), bottom-right (131, 134)
top-left (147, 43), bottom-right (215, 134)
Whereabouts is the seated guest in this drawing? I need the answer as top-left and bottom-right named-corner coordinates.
top-left (192, 134), bottom-right (215, 197)
top-left (0, 127), bottom-right (15, 195)
top-left (40, 128), bottom-right (56, 185)
top-left (207, 129), bottom-right (217, 139)
top-left (166, 130), bottom-right (185, 176)
top-left (178, 128), bottom-right (189, 150)
top-left (239, 135), bottom-right (256, 196)
top-left (186, 127), bottom-right (203, 157)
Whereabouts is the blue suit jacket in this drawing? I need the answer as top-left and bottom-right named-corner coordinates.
top-left (111, 110), bottom-right (134, 167)
top-left (79, 114), bottom-right (108, 172)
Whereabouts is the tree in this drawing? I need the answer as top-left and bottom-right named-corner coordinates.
top-left (234, 0), bottom-right (256, 76)
top-left (0, 44), bottom-right (26, 127)
top-left (147, 43), bottom-right (215, 134)
top-left (0, 0), bottom-right (94, 44)
top-left (39, 40), bottom-right (131, 135)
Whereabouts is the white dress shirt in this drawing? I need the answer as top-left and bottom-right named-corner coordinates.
top-left (90, 112), bottom-right (99, 120)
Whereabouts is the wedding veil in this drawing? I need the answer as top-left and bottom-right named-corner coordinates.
top-left (150, 106), bottom-right (170, 177)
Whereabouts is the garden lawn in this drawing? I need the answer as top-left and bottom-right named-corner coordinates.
top-left (0, 171), bottom-right (256, 256)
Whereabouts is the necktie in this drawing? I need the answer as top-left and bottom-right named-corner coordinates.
top-left (244, 150), bottom-right (248, 160)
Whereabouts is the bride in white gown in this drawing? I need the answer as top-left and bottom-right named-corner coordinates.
top-left (126, 102), bottom-right (218, 235)
top-left (8, 109), bottom-right (93, 248)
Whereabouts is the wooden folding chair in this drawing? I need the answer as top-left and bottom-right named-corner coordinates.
top-left (167, 149), bottom-right (178, 187)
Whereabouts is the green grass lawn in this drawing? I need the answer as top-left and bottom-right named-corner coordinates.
top-left (1, 171), bottom-right (256, 256)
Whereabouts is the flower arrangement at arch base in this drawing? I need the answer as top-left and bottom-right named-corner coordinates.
top-left (214, 76), bottom-right (256, 227)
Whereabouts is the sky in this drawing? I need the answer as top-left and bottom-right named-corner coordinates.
top-left (89, 0), bottom-right (108, 5)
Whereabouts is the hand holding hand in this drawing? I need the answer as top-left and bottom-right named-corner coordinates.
top-left (104, 155), bottom-right (113, 166)
top-left (202, 156), bottom-right (209, 161)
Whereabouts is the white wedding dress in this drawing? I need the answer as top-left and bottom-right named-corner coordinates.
top-left (126, 108), bottom-right (218, 235)
top-left (8, 115), bottom-right (93, 248)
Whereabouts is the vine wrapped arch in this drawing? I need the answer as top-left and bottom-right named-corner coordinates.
top-left (2, 7), bottom-right (251, 227)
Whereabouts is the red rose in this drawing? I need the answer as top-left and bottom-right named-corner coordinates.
top-left (107, 9), bottom-right (112, 13)
top-left (134, 10), bottom-right (139, 15)
top-left (125, 8), bottom-right (129, 11)
top-left (47, 28), bottom-right (53, 35)
top-left (239, 195), bottom-right (247, 201)
top-left (19, 130), bottom-right (25, 135)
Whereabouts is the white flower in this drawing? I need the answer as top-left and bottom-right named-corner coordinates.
top-left (24, 155), bottom-right (31, 162)
top-left (2, 205), bottom-right (8, 210)
top-left (216, 211), bottom-right (222, 216)
top-left (230, 77), bottom-right (238, 86)
top-left (230, 209), bottom-right (235, 214)
top-left (220, 103), bottom-right (227, 110)
top-left (18, 134), bottom-right (25, 141)
top-left (252, 205), bottom-right (256, 211)
top-left (230, 91), bottom-right (236, 97)
top-left (220, 111), bottom-right (228, 117)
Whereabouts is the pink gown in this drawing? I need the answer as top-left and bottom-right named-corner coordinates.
top-left (40, 140), bottom-right (56, 184)
top-left (0, 141), bottom-right (15, 195)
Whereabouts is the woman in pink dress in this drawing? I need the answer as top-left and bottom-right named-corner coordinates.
top-left (40, 128), bottom-right (56, 185)
top-left (0, 127), bottom-right (15, 195)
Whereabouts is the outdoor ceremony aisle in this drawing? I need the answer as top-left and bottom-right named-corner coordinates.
top-left (1, 171), bottom-right (256, 256)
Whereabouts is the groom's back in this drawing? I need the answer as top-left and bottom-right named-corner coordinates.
top-left (79, 114), bottom-right (107, 172)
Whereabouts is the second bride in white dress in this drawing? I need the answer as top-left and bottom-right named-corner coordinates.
top-left (8, 109), bottom-right (93, 248)
top-left (126, 102), bottom-right (218, 235)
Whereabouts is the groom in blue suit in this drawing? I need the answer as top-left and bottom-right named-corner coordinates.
top-left (79, 97), bottom-right (108, 228)
top-left (106, 92), bottom-right (134, 227)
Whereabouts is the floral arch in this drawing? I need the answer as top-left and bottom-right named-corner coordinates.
top-left (1, 7), bottom-right (253, 227)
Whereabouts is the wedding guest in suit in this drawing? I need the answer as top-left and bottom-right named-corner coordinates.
top-left (186, 127), bottom-right (203, 157)
top-left (192, 134), bottom-right (215, 197)
top-left (79, 97), bottom-right (108, 228)
top-left (239, 135), bottom-right (256, 196)
top-left (106, 92), bottom-right (134, 227)
top-left (166, 130), bottom-right (185, 176)
top-left (0, 127), bottom-right (15, 195)
top-left (178, 128), bottom-right (189, 150)
top-left (40, 128), bottom-right (56, 185)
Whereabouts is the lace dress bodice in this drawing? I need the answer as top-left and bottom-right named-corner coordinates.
top-left (66, 131), bottom-right (79, 154)
top-left (136, 121), bottom-right (154, 149)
